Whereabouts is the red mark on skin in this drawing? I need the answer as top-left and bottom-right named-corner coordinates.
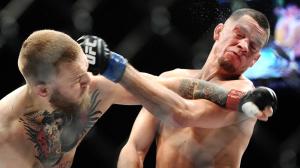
top-left (37, 129), bottom-right (49, 158)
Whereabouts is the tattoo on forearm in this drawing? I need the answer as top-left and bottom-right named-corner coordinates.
top-left (19, 90), bottom-right (102, 167)
top-left (178, 79), bottom-right (195, 99)
top-left (179, 79), bottom-right (228, 106)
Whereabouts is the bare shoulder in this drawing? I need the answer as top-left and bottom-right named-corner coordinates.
top-left (89, 75), bottom-right (116, 95)
top-left (0, 86), bottom-right (26, 121)
top-left (219, 75), bottom-right (254, 92)
top-left (89, 74), bottom-right (126, 108)
top-left (237, 75), bottom-right (255, 91)
top-left (160, 68), bottom-right (201, 78)
top-left (0, 86), bottom-right (27, 140)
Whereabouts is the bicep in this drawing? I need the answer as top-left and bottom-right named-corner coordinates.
top-left (112, 83), bottom-right (140, 105)
top-left (93, 76), bottom-right (139, 105)
top-left (112, 72), bottom-right (161, 105)
top-left (126, 108), bottom-right (159, 153)
top-left (118, 109), bottom-right (159, 168)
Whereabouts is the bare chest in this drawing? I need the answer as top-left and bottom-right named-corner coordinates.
top-left (156, 126), bottom-right (248, 167)
top-left (0, 121), bottom-right (37, 168)
top-left (1, 89), bottom-right (106, 168)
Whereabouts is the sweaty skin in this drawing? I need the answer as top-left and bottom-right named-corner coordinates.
top-left (156, 15), bottom-right (266, 168)
top-left (156, 70), bottom-right (255, 168)
top-left (0, 60), bottom-right (112, 168)
top-left (118, 13), bottom-right (271, 168)
top-left (1, 16), bottom-right (272, 167)
top-left (0, 49), bottom-right (135, 167)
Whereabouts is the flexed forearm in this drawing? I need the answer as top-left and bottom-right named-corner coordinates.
top-left (78, 35), bottom-right (198, 122)
top-left (120, 65), bottom-right (191, 122)
top-left (78, 35), bottom-right (277, 120)
top-left (163, 78), bottom-right (277, 117)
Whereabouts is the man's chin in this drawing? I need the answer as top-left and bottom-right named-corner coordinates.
top-left (50, 91), bottom-right (90, 113)
top-left (218, 58), bottom-right (236, 73)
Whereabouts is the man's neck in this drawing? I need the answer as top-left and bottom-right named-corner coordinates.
top-left (24, 85), bottom-right (53, 114)
top-left (198, 68), bottom-right (218, 81)
top-left (200, 60), bottom-right (241, 81)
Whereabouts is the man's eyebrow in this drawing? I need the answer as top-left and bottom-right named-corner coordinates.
top-left (68, 71), bottom-right (86, 81)
top-left (236, 25), bottom-right (265, 47)
top-left (233, 26), bottom-right (241, 32)
top-left (76, 72), bottom-right (86, 80)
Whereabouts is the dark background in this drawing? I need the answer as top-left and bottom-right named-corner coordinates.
top-left (1, 0), bottom-right (300, 167)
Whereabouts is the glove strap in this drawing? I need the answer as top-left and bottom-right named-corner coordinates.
top-left (225, 89), bottom-right (245, 111)
top-left (102, 52), bottom-right (128, 82)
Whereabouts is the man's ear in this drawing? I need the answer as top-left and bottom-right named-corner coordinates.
top-left (213, 23), bottom-right (224, 40)
top-left (35, 84), bottom-right (50, 97)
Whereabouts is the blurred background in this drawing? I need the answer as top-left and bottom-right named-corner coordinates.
top-left (1, 0), bottom-right (300, 167)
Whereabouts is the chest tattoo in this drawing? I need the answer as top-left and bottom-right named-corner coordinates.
top-left (19, 90), bottom-right (102, 167)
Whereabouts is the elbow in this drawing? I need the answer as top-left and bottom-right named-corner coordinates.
top-left (170, 106), bottom-right (196, 128)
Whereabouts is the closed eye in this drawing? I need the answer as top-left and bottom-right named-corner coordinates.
top-left (233, 28), bottom-right (245, 39)
top-left (235, 32), bottom-right (244, 39)
top-left (250, 42), bottom-right (258, 52)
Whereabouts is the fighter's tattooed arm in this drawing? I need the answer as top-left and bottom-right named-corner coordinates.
top-left (178, 79), bottom-right (230, 107)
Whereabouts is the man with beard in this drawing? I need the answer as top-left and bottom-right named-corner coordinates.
top-left (0, 26), bottom-right (274, 168)
top-left (118, 8), bottom-right (273, 168)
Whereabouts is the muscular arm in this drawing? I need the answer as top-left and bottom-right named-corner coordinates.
top-left (161, 78), bottom-right (230, 107)
top-left (118, 65), bottom-right (250, 127)
top-left (113, 66), bottom-right (274, 127)
top-left (160, 76), bottom-right (254, 127)
top-left (80, 35), bottom-right (273, 126)
top-left (118, 108), bottom-right (159, 168)
top-left (140, 72), bottom-right (231, 107)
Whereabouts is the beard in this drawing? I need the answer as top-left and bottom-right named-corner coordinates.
top-left (48, 88), bottom-right (92, 153)
top-left (49, 88), bottom-right (91, 114)
top-left (218, 56), bottom-right (236, 73)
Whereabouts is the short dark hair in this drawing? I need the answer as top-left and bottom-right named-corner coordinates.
top-left (18, 30), bottom-right (81, 85)
top-left (229, 8), bottom-right (270, 44)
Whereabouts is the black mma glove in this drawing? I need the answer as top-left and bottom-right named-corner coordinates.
top-left (77, 35), bottom-right (127, 82)
top-left (226, 87), bottom-right (278, 117)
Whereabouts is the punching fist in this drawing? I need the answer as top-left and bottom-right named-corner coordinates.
top-left (77, 35), bottom-right (127, 82)
top-left (226, 87), bottom-right (278, 118)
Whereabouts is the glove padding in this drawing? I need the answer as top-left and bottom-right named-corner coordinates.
top-left (77, 35), bottom-right (127, 82)
top-left (239, 87), bottom-right (278, 117)
top-left (226, 86), bottom-right (277, 117)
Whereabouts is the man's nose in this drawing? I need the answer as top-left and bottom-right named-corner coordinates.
top-left (80, 73), bottom-right (91, 88)
top-left (238, 39), bottom-right (249, 53)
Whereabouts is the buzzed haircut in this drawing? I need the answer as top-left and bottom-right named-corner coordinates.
top-left (18, 30), bottom-right (81, 84)
top-left (229, 8), bottom-right (270, 44)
